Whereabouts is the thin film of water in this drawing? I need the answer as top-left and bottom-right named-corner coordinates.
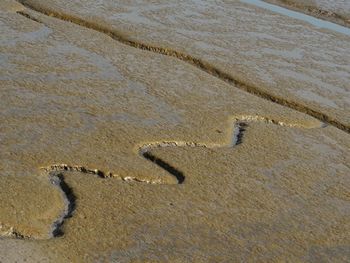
top-left (240, 0), bottom-right (350, 36)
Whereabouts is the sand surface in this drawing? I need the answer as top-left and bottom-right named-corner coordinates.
top-left (0, 0), bottom-right (349, 262)
top-left (16, 0), bottom-right (350, 130)
top-left (264, 0), bottom-right (350, 26)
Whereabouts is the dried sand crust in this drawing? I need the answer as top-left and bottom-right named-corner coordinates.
top-left (0, 0), bottom-right (349, 262)
top-left (264, 0), bottom-right (350, 27)
top-left (15, 0), bottom-right (350, 131)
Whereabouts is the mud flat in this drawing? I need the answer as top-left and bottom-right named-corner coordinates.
top-left (1, 0), bottom-right (350, 262)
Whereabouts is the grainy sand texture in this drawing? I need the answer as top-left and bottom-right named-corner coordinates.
top-left (1, 0), bottom-right (349, 262)
top-left (264, 0), bottom-right (350, 26)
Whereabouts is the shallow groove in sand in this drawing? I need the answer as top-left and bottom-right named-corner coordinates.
top-left (243, 0), bottom-right (350, 34)
top-left (14, 2), bottom-right (350, 134)
top-left (261, 0), bottom-right (350, 28)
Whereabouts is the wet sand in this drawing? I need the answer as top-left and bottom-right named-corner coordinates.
top-left (16, 0), bottom-right (350, 130)
top-left (263, 0), bottom-right (350, 27)
top-left (1, 0), bottom-right (350, 262)
top-left (243, 0), bottom-right (350, 34)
